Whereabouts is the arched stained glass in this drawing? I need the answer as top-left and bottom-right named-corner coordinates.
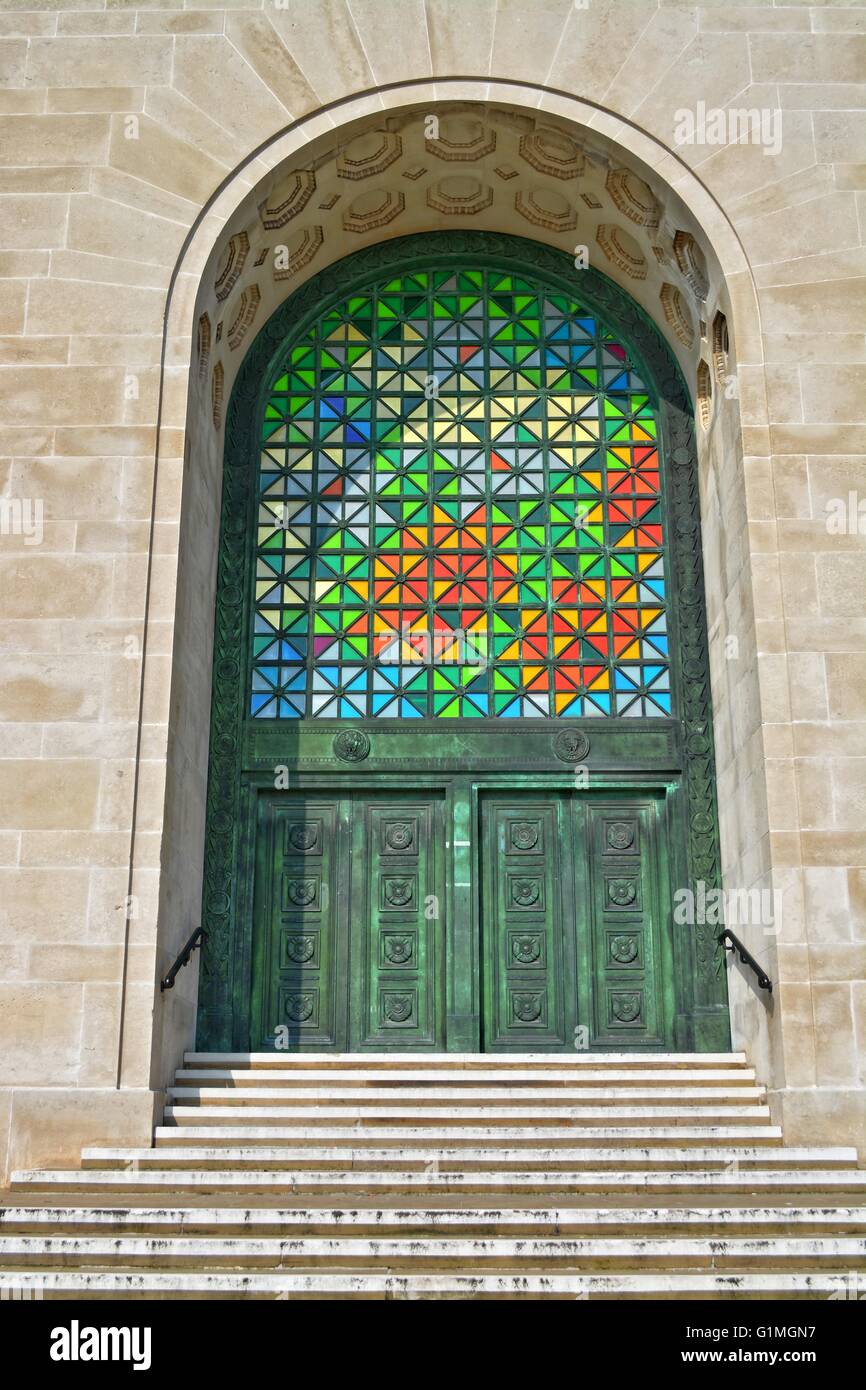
top-left (251, 265), bottom-right (670, 720)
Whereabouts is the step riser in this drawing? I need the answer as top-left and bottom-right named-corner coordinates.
top-left (167, 1089), bottom-right (766, 1105)
top-left (78, 1162), bottom-right (847, 1175)
top-left (0, 1272), bottom-right (856, 1301)
top-left (0, 1291), bottom-right (841, 1301)
top-left (154, 1127), bottom-right (785, 1148)
top-left (6, 1237), bottom-right (865, 1258)
top-left (5, 1234), bottom-right (866, 1277)
top-left (7, 1256), bottom-right (866, 1274)
top-left (171, 1072), bottom-right (758, 1089)
top-left (163, 1108), bottom-right (776, 1127)
top-left (79, 1152), bottom-right (855, 1174)
top-left (15, 1173), bottom-right (866, 1196)
top-left (185, 1053), bottom-right (750, 1070)
top-left (5, 1205), bottom-right (863, 1224)
top-left (6, 1218), bottom-right (866, 1239)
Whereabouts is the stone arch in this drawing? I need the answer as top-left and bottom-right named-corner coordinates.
top-left (138, 81), bottom-right (770, 1086)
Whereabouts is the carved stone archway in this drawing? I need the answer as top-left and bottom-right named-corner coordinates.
top-left (143, 84), bottom-right (768, 1093)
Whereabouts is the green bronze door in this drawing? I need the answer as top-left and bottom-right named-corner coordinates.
top-left (481, 793), bottom-right (580, 1049)
top-left (251, 793), bottom-right (346, 1049)
top-left (249, 782), bottom-right (673, 1052)
top-left (199, 232), bottom-right (730, 1055)
top-left (251, 791), bottom-right (446, 1050)
top-left (480, 790), bottom-right (672, 1050)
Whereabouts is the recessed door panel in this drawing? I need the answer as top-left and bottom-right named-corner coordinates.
top-left (480, 795), bottom-right (578, 1051)
top-left (582, 799), bottom-right (670, 1048)
top-left (350, 796), bottom-right (446, 1049)
top-left (252, 795), bottom-right (346, 1050)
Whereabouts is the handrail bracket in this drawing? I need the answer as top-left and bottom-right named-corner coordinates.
top-left (160, 926), bottom-right (206, 993)
top-left (717, 928), bottom-right (772, 994)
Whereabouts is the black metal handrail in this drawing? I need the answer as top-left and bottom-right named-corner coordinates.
top-left (160, 926), bottom-right (205, 992)
top-left (717, 928), bottom-right (772, 993)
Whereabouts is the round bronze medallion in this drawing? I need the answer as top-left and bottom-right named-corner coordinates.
top-left (610, 935), bottom-right (638, 964)
top-left (513, 994), bottom-right (542, 1023)
top-left (512, 935), bottom-right (541, 964)
top-left (385, 821), bottom-right (414, 851)
top-left (553, 729), bottom-right (590, 763)
top-left (608, 878), bottom-right (637, 907)
top-left (512, 878), bottom-right (541, 907)
top-left (285, 994), bottom-right (313, 1022)
top-left (288, 824), bottom-right (318, 852)
top-left (285, 935), bottom-right (315, 963)
top-left (384, 994), bottom-right (413, 1023)
top-left (384, 936), bottom-right (413, 964)
top-left (510, 822), bottom-right (539, 851)
top-left (607, 821), bottom-right (635, 851)
top-left (385, 879), bottom-right (413, 906)
top-left (333, 729), bottom-right (370, 762)
top-left (287, 879), bottom-right (317, 907)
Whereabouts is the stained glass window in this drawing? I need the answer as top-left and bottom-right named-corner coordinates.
top-left (250, 266), bottom-right (670, 720)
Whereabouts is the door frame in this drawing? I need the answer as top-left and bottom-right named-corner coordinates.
top-left (213, 766), bottom-right (711, 1054)
top-left (196, 230), bottom-right (729, 1053)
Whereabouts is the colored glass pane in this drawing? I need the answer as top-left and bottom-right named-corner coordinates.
top-left (250, 266), bottom-right (670, 719)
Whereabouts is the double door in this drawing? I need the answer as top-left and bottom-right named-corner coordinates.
top-left (250, 784), bottom-right (673, 1051)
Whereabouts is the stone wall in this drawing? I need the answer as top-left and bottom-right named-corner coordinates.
top-left (0, 0), bottom-right (864, 1181)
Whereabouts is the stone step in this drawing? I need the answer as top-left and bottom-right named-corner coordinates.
top-left (154, 1124), bottom-right (785, 1148)
top-left (0, 1269), bottom-right (857, 1299)
top-left (4, 1047), bottom-right (856, 1302)
top-left (171, 1068), bottom-right (758, 1089)
top-left (2, 1234), bottom-right (865, 1273)
top-left (166, 1085), bottom-right (767, 1107)
top-left (13, 1168), bottom-right (866, 1196)
top-left (163, 1104), bottom-right (776, 1127)
top-left (4, 1205), bottom-right (866, 1238)
top-left (79, 1145), bottom-right (858, 1173)
top-left (184, 1052), bottom-right (750, 1071)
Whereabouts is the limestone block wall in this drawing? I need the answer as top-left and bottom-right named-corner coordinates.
top-left (0, 0), bottom-right (864, 1180)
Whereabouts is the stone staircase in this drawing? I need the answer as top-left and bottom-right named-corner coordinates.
top-left (1, 1051), bottom-right (865, 1299)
